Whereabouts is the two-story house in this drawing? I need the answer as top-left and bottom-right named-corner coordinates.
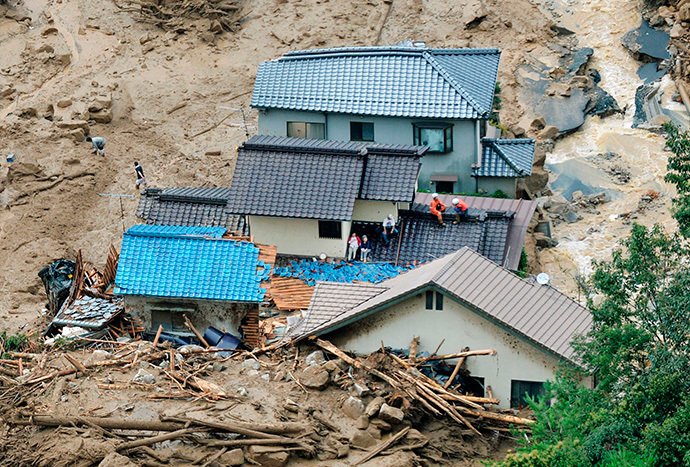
top-left (251, 41), bottom-right (535, 197)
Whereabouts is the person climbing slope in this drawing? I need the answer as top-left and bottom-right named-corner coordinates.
top-left (86, 136), bottom-right (106, 156)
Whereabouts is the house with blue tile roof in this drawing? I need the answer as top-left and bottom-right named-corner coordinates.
top-left (114, 225), bottom-right (270, 338)
top-left (251, 41), bottom-right (535, 197)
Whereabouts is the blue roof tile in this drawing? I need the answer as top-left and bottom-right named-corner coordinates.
top-left (114, 225), bottom-right (266, 302)
top-left (251, 45), bottom-right (501, 119)
top-left (474, 138), bottom-right (536, 178)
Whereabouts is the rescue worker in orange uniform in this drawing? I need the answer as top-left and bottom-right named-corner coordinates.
top-left (430, 193), bottom-right (446, 226)
top-left (452, 197), bottom-right (468, 224)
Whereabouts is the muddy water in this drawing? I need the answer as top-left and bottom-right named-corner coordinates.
top-left (537, 0), bottom-right (683, 293)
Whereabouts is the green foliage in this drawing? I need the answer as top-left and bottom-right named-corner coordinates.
top-left (663, 122), bottom-right (690, 236)
top-left (486, 440), bottom-right (589, 467)
top-left (490, 82), bottom-right (502, 125)
top-left (0, 331), bottom-right (28, 353)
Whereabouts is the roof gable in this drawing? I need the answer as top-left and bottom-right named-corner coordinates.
top-left (295, 248), bottom-right (591, 364)
top-left (114, 225), bottom-right (268, 302)
top-left (252, 45), bottom-right (501, 119)
top-left (474, 138), bottom-right (535, 178)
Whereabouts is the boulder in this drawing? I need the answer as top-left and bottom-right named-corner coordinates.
top-left (350, 429), bottom-right (377, 449)
top-left (510, 125), bottom-right (527, 137)
top-left (378, 403), bottom-right (404, 423)
top-left (86, 349), bottom-right (112, 364)
top-left (248, 445), bottom-right (289, 467)
top-left (370, 417), bottom-right (392, 431)
top-left (98, 453), bottom-right (138, 467)
top-left (680, 4), bottom-right (690, 21)
top-left (0, 86), bottom-right (15, 98)
top-left (671, 23), bottom-right (684, 39)
top-left (341, 396), bottom-right (365, 419)
top-left (133, 369), bottom-right (156, 384)
top-left (534, 232), bottom-right (557, 248)
top-left (300, 365), bottom-right (330, 390)
top-left (568, 47), bottom-right (593, 75)
top-left (585, 85), bottom-right (621, 118)
top-left (530, 117), bottom-right (546, 131)
top-left (365, 396), bottom-right (386, 417)
top-left (69, 128), bottom-right (86, 142)
top-left (241, 358), bottom-right (261, 371)
top-left (89, 109), bottom-right (112, 124)
top-left (219, 448), bottom-right (244, 466)
top-left (305, 350), bottom-right (325, 366)
top-left (57, 98), bottom-right (72, 108)
top-left (56, 119), bottom-right (89, 131)
top-left (538, 125), bottom-right (559, 140)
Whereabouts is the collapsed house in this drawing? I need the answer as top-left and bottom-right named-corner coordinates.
top-left (114, 225), bottom-right (271, 343)
top-left (290, 247), bottom-right (592, 409)
top-left (225, 135), bottom-right (426, 257)
top-left (251, 41), bottom-right (536, 197)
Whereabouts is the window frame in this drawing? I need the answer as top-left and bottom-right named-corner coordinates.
top-left (435, 291), bottom-right (444, 310)
top-left (318, 220), bottom-right (342, 239)
top-left (287, 121), bottom-right (326, 139)
top-left (510, 380), bottom-right (546, 409)
top-left (425, 291), bottom-right (434, 310)
top-left (413, 122), bottom-right (453, 153)
top-left (350, 121), bottom-right (375, 142)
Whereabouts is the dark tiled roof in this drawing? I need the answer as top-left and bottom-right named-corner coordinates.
top-left (293, 248), bottom-right (592, 364)
top-left (252, 44), bottom-right (501, 119)
top-left (474, 138), bottom-right (535, 178)
top-left (360, 207), bottom-right (513, 266)
top-left (53, 296), bottom-right (124, 330)
top-left (136, 188), bottom-right (245, 231)
top-left (227, 136), bottom-right (424, 220)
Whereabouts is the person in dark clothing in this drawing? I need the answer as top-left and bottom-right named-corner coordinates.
top-left (133, 161), bottom-right (147, 192)
top-left (360, 235), bottom-right (371, 262)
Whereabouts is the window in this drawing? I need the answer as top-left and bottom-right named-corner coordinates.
top-left (425, 291), bottom-right (434, 310)
top-left (435, 292), bottom-right (444, 310)
top-left (413, 123), bottom-right (453, 153)
top-left (318, 221), bottom-right (342, 239)
top-left (511, 380), bottom-right (546, 409)
top-left (287, 122), bottom-right (325, 139)
top-left (435, 181), bottom-right (454, 193)
top-left (151, 309), bottom-right (188, 332)
top-left (350, 122), bottom-right (374, 141)
top-left (425, 291), bottom-right (444, 310)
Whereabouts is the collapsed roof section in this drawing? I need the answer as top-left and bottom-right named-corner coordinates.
top-left (252, 43), bottom-right (501, 119)
top-left (114, 225), bottom-right (270, 302)
top-left (226, 135), bottom-right (425, 221)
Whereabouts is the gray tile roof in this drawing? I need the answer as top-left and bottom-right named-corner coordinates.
top-left (361, 207), bottom-right (512, 266)
top-left (414, 193), bottom-right (537, 270)
top-left (252, 45), bottom-right (501, 119)
top-left (474, 138), bottom-right (535, 178)
top-left (136, 188), bottom-right (245, 231)
top-left (53, 296), bottom-right (124, 330)
top-left (293, 247), bottom-right (591, 364)
top-left (227, 136), bottom-right (424, 220)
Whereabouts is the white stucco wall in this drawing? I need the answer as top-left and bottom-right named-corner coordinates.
top-left (248, 216), bottom-right (350, 258)
top-left (351, 200), bottom-right (399, 223)
top-left (329, 292), bottom-right (589, 409)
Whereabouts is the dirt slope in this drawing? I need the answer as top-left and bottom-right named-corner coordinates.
top-left (0, 0), bottom-right (557, 332)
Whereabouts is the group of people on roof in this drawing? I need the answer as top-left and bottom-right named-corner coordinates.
top-left (429, 193), bottom-right (468, 227)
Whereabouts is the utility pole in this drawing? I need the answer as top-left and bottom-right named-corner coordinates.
top-left (99, 193), bottom-right (136, 233)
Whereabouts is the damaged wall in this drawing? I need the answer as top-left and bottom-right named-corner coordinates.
top-left (124, 296), bottom-right (257, 337)
top-left (329, 291), bottom-right (592, 409)
top-left (248, 216), bottom-right (350, 258)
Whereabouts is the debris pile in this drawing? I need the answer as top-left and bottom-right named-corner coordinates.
top-left (119, 0), bottom-right (242, 33)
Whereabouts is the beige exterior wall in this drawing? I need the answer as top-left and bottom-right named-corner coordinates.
top-left (351, 200), bottom-right (399, 223)
top-left (329, 292), bottom-right (591, 409)
top-left (248, 216), bottom-right (350, 258)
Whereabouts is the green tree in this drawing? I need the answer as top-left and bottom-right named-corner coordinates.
top-left (664, 122), bottom-right (690, 236)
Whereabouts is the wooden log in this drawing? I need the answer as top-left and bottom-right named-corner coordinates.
top-left (184, 315), bottom-right (209, 348)
top-left (355, 427), bottom-right (411, 465)
top-left (117, 428), bottom-right (197, 451)
top-left (164, 416), bottom-right (307, 435)
top-left (456, 406), bottom-right (535, 425)
top-left (409, 337), bottom-right (419, 363)
top-left (12, 415), bottom-right (185, 431)
top-left (422, 349), bottom-right (497, 362)
top-left (64, 354), bottom-right (88, 374)
top-left (202, 437), bottom-right (306, 448)
top-left (438, 393), bottom-right (500, 405)
top-left (152, 325), bottom-right (164, 348)
top-left (444, 346), bottom-right (469, 389)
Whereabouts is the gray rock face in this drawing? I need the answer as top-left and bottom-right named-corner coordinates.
top-left (568, 47), bottom-right (593, 75)
top-left (585, 85), bottom-right (621, 118)
top-left (365, 396), bottom-right (386, 418)
top-left (305, 350), bottom-right (325, 366)
top-left (133, 369), bottom-right (156, 384)
top-left (241, 358), bottom-right (261, 371)
top-left (622, 20), bottom-right (670, 61)
top-left (536, 89), bottom-right (589, 133)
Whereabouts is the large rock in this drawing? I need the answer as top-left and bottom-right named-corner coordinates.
top-left (89, 109), bottom-right (112, 123)
top-left (219, 448), bottom-right (244, 466)
top-left (248, 445), bottom-right (289, 467)
top-left (341, 396), bottom-right (365, 419)
top-left (568, 47), bottom-right (593, 75)
top-left (305, 350), bottom-right (325, 366)
top-left (585, 85), bottom-right (621, 118)
top-left (98, 453), bottom-right (138, 467)
top-left (299, 365), bottom-right (330, 390)
top-left (365, 396), bottom-right (386, 418)
top-left (538, 125), bottom-right (559, 140)
top-left (535, 89), bottom-right (589, 133)
top-left (622, 20), bottom-right (670, 61)
top-left (350, 429), bottom-right (377, 449)
top-left (378, 403), bottom-right (404, 423)
top-left (56, 119), bottom-right (89, 131)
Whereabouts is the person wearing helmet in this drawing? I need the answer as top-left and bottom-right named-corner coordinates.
top-left (382, 213), bottom-right (398, 245)
top-left (452, 197), bottom-right (468, 224)
top-left (429, 193), bottom-right (446, 226)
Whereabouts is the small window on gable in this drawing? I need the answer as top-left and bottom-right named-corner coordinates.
top-left (435, 292), bottom-right (444, 310)
top-left (425, 291), bottom-right (434, 310)
top-left (413, 123), bottom-right (453, 153)
top-left (287, 122), bottom-right (325, 139)
top-left (318, 221), bottom-right (342, 239)
top-left (350, 122), bottom-right (375, 141)
top-left (511, 380), bottom-right (546, 409)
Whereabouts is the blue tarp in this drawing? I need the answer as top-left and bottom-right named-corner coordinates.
top-left (273, 260), bottom-right (416, 286)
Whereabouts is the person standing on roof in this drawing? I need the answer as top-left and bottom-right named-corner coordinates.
top-left (452, 197), bottom-right (468, 225)
top-left (86, 136), bottom-right (106, 156)
top-left (382, 213), bottom-right (398, 245)
top-left (133, 161), bottom-right (147, 192)
top-left (360, 235), bottom-right (371, 263)
top-left (430, 193), bottom-right (446, 226)
top-left (347, 232), bottom-right (361, 262)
